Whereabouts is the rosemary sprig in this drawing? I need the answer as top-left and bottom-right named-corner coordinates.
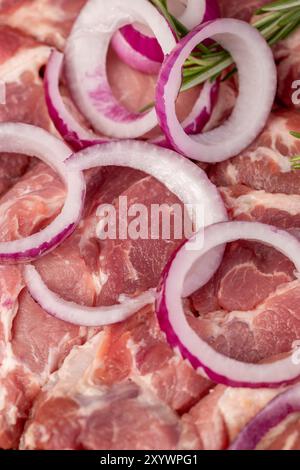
top-left (139, 0), bottom-right (300, 113)
top-left (290, 131), bottom-right (300, 169)
top-left (181, 0), bottom-right (300, 91)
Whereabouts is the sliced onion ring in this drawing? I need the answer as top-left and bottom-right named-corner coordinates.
top-left (152, 79), bottom-right (219, 149)
top-left (45, 50), bottom-right (108, 151)
top-left (0, 123), bottom-right (85, 263)
top-left (230, 384), bottom-right (300, 450)
top-left (156, 221), bottom-right (300, 388)
top-left (25, 141), bottom-right (227, 326)
top-left (24, 266), bottom-right (155, 327)
top-left (173, 0), bottom-right (220, 30)
top-left (111, 26), bottom-right (163, 75)
top-left (65, 0), bottom-right (176, 138)
top-left (156, 19), bottom-right (277, 162)
top-left (112, 0), bottom-right (220, 74)
top-left (45, 50), bottom-right (218, 153)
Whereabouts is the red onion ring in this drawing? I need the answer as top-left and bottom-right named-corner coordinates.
top-left (25, 141), bottom-right (227, 326)
top-left (156, 19), bottom-right (277, 162)
top-left (24, 265), bottom-right (155, 327)
top-left (230, 384), bottom-right (300, 450)
top-left (156, 221), bottom-right (300, 388)
top-left (112, 1), bottom-right (220, 75)
top-left (45, 50), bottom-right (108, 151)
top-left (0, 123), bottom-right (85, 263)
top-left (152, 79), bottom-right (219, 149)
top-left (45, 50), bottom-right (218, 153)
top-left (111, 26), bottom-right (163, 75)
top-left (65, 0), bottom-right (176, 139)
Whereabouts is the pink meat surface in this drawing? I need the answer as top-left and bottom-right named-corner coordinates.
top-left (2, 0), bottom-right (300, 453)
top-left (21, 306), bottom-right (211, 450)
top-left (219, 0), bottom-right (268, 21)
top-left (0, 162), bottom-right (95, 449)
top-left (274, 29), bottom-right (300, 109)
top-left (20, 330), bottom-right (181, 450)
top-left (186, 178), bottom-right (300, 364)
top-left (210, 110), bottom-right (300, 195)
top-left (0, 0), bottom-right (87, 50)
top-left (0, 26), bottom-right (52, 197)
top-left (0, 157), bottom-right (213, 448)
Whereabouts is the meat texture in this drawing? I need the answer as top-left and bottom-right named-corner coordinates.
top-left (219, 0), bottom-right (268, 22)
top-left (21, 305), bottom-right (212, 450)
top-left (2, 0), bottom-right (300, 453)
top-left (210, 110), bottom-right (300, 195)
top-left (0, 0), bottom-right (87, 50)
top-left (0, 26), bottom-right (52, 197)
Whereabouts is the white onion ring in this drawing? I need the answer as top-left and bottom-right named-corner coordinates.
top-left (156, 221), bottom-right (300, 388)
top-left (45, 50), bottom-right (108, 151)
top-left (25, 141), bottom-right (227, 326)
top-left (65, 0), bottom-right (176, 138)
top-left (0, 123), bottom-right (85, 263)
top-left (156, 19), bottom-right (277, 162)
top-left (230, 384), bottom-right (300, 450)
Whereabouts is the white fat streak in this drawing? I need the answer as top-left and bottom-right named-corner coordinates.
top-left (43, 332), bottom-right (104, 397)
top-left (1, 297), bottom-right (21, 343)
top-left (218, 387), bottom-right (279, 442)
top-left (247, 147), bottom-right (292, 173)
top-left (0, 387), bottom-right (7, 412)
top-left (21, 422), bottom-right (51, 449)
top-left (44, 332), bottom-right (75, 378)
top-left (225, 163), bottom-right (239, 184)
top-left (92, 270), bottom-right (108, 295)
top-left (6, 404), bottom-right (18, 426)
top-left (3, 0), bottom-right (66, 49)
top-left (225, 189), bottom-right (300, 217)
top-left (0, 46), bottom-right (51, 84)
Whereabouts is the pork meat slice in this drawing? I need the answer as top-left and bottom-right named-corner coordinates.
top-left (210, 110), bottom-right (300, 195)
top-left (20, 326), bottom-right (181, 450)
top-left (21, 304), bottom-right (211, 450)
top-left (0, 0), bottom-right (87, 50)
top-left (219, 1), bottom-right (269, 22)
top-left (179, 386), bottom-right (282, 450)
top-left (274, 29), bottom-right (300, 109)
top-left (0, 162), bottom-right (97, 449)
top-left (186, 181), bottom-right (300, 365)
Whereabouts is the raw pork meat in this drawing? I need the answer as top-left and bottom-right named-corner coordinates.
top-left (21, 305), bottom-right (211, 450)
top-left (187, 168), bottom-right (300, 364)
top-left (0, 156), bottom-right (213, 448)
top-left (219, 0), bottom-right (268, 22)
top-left (210, 110), bottom-right (300, 195)
top-left (0, 163), bottom-right (94, 449)
top-left (274, 29), bottom-right (300, 109)
top-left (0, 0), bottom-right (87, 50)
top-left (0, 26), bottom-right (52, 196)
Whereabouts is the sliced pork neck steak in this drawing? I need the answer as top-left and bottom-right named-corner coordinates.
top-left (21, 305), bottom-right (212, 450)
